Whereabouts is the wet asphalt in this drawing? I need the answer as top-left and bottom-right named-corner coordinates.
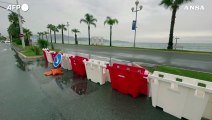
top-left (54, 44), bottom-right (212, 73)
top-left (0, 43), bottom-right (180, 120)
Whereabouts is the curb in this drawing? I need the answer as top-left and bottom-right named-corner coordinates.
top-left (18, 51), bottom-right (43, 59)
top-left (11, 45), bottom-right (43, 60)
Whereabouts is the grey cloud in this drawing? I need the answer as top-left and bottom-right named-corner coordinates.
top-left (0, 0), bottom-right (211, 43)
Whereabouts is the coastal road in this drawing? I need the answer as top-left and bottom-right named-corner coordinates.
top-left (54, 44), bottom-right (212, 73)
top-left (0, 43), bottom-right (179, 119)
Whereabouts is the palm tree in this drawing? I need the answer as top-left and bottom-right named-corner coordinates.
top-left (24, 29), bottom-right (32, 40)
top-left (72, 29), bottom-right (80, 45)
top-left (44, 31), bottom-right (49, 40)
top-left (47, 24), bottom-right (54, 43)
top-left (37, 32), bottom-right (42, 39)
top-left (51, 25), bottom-right (59, 43)
top-left (104, 17), bottom-right (118, 47)
top-left (23, 28), bottom-right (32, 46)
top-left (57, 24), bottom-right (67, 44)
top-left (41, 32), bottom-right (44, 39)
top-left (160, 0), bottom-right (193, 49)
top-left (80, 13), bottom-right (97, 45)
top-left (8, 12), bottom-right (24, 39)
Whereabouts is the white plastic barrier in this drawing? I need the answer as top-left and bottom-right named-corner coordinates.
top-left (203, 94), bottom-right (212, 119)
top-left (149, 71), bottom-right (212, 120)
top-left (46, 51), bottom-right (54, 63)
top-left (61, 53), bottom-right (72, 70)
top-left (84, 59), bottom-right (110, 85)
top-left (42, 48), bottom-right (49, 61)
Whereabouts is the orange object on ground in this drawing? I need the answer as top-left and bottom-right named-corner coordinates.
top-left (52, 68), bottom-right (63, 75)
top-left (44, 71), bottom-right (53, 76)
top-left (44, 68), bottom-right (63, 76)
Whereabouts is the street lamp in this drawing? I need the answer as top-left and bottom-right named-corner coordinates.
top-left (131, 0), bottom-right (143, 48)
top-left (174, 37), bottom-right (180, 49)
top-left (16, 0), bottom-right (25, 49)
top-left (67, 22), bottom-right (70, 44)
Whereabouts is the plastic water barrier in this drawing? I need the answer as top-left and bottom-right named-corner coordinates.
top-left (61, 53), bottom-right (73, 70)
top-left (149, 71), bottom-right (212, 120)
top-left (42, 48), bottom-right (49, 61)
top-left (45, 51), bottom-right (55, 63)
top-left (84, 59), bottom-right (110, 85)
top-left (51, 51), bottom-right (59, 62)
top-left (107, 63), bottom-right (148, 97)
top-left (69, 56), bottom-right (88, 77)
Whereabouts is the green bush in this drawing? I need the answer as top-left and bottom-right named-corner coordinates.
top-left (37, 39), bottom-right (48, 48)
top-left (30, 46), bottom-right (40, 55)
top-left (13, 38), bottom-right (22, 45)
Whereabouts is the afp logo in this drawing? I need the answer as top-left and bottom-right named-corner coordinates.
top-left (7, 4), bottom-right (29, 12)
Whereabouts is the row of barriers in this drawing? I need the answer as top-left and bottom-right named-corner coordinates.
top-left (42, 48), bottom-right (149, 97)
top-left (42, 48), bottom-right (212, 120)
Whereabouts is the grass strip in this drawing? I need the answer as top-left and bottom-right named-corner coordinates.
top-left (147, 65), bottom-right (212, 82)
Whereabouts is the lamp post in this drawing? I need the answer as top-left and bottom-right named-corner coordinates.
top-left (131, 0), bottom-right (143, 48)
top-left (16, 0), bottom-right (25, 49)
top-left (174, 37), bottom-right (180, 50)
top-left (67, 22), bottom-right (70, 44)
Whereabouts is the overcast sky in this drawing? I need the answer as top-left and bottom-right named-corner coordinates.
top-left (0, 0), bottom-right (212, 43)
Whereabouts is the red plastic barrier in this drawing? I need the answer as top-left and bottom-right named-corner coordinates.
top-left (51, 52), bottom-right (58, 61)
top-left (107, 63), bottom-right (148, 97)
top-left (42, 49), bottom-right (49, 62)
top-left (69, 56), bottom-right (88, 77)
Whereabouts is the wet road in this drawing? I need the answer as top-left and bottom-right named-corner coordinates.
top-left (54, 44), bottom-right (212, 73)
top-left (0, 43), bottom-right (179, 120)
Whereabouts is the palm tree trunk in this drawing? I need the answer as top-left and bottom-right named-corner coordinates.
top-left (75, 33), bottom-right (78, 45)
top-left (28, 35), bottom-right (31, 46)
top-left (62, 29), bottom-right (64, 44)
top-left (26, 34), bottom-right (29, 41)
top-left (88, 25), bottom-right (90, 45)
top-left (54, 31), bottom-right (56, 43)
top-left (50, 30), bottom-right (52, 43)
top-left (168, 8), bottom-right (177, 50)
top-left (46, 35), bottom-right (48, 41)
top-left (110, 26), bottom-right (112, 47)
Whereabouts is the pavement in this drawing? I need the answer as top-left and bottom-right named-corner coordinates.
top-left (0, 43), bottom-right (180, 120)
top-left (54, 44), bottom-right (212, 73)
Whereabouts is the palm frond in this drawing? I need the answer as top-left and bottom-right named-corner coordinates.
top-left (104, 17), bottom-right (119, 26)
top-left (159, 0), bottom-right (173, 9)
top-left (72, 29), bottom-right (80, 33)
top-left (104, 19), bottom-right (109, 25)
top-left (91, 18), bottom-right (97, 23)
top-left (80, 19), bottom-right (88, 24)
top-left (113, 19), bottom-right (119, 24)
top-left (90, 23), bottom-right (96, 27)
top-left (174, 0), bottom-right (193, 6)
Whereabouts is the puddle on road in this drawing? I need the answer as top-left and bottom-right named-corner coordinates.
top-left (14, 53), bottom-right (100, 96)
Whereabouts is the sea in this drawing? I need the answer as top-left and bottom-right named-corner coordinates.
top-left (35, 38), bottom-right (212, 52)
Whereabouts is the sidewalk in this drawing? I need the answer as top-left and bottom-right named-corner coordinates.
top-left (54, 43), bottom-right (212, 73)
